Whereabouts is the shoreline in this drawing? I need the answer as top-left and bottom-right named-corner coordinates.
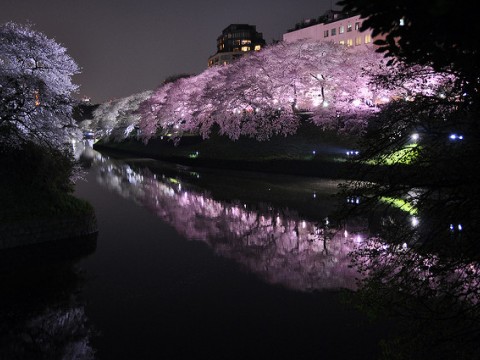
top-left (93, 139), bottom-right (360, 179)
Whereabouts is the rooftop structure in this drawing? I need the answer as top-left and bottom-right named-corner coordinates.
top-left (208, 24), bottom-right (266, 67)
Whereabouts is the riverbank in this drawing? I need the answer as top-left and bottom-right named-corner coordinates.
top-left (93, 123), bottom-right (364, 179)
top-left (0, 193), bottom-right (98, 250)
top-left (0, 141), bottom-right (98, 250)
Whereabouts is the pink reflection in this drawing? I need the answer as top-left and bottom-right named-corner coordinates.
top-left (94, 154), bottom-right (363, 291)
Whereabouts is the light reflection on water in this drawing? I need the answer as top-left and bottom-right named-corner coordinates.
top-left (78, 141), bottom-right (367, 291)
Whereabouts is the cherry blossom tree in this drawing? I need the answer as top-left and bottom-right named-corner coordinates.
top-left (0, 22), bottom-right (80, 149)
top-left (91, 90), bottom-right (151, 141)
top-left (135, 40), bottom-right (399, 142)
top-left (132, 39), bottom-right (451, 144)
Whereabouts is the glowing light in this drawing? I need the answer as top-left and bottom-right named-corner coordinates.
top-left (411, 133), bottom-right (419, 141)
top-left (449, 133), bottom-right (463, 141)
top-left (352, 99), bottom-right (361, 107)
top-left (322, 101), bottom-right (329, 108)
top-left (312, 150), bottom-right (316, 155)
top-left (344, 229), bottom-right (348, 238)
top-left (458, 224), bottom-right (463, 231)
top-left (411, 216), bottom-right (419, 227)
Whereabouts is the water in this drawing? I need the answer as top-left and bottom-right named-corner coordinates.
top-left (0, 143), bottom-right (387, 359)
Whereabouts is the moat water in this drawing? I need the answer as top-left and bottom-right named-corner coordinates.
top-left (0, 141), bottom-right (388, 359)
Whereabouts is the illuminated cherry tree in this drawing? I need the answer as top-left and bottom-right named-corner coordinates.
top-left (91, 90), bottom-right (151, 141)
top-left (132, 39), bottom-right (452, 143)
top-left (0, 22), bottom-right (80, 148)
top-left (135, 40), bottom-right (396, 142)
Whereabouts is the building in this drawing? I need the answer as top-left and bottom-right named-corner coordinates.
top-left (283, 10), bottom-right (374, 50)
top-left (208, 24), bottom-right (266, 67)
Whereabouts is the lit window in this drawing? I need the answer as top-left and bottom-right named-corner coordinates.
top-left (254, 45), bottom-right (261, 51)
top-left (331, 28), bottom-right (336, 36)
top-left (339, 25), bottom-right (345, 34)
top-left (241, 39), bottom-right (251, 45)
top-left (355, 22), bottom-right (360, 30)
top-left (347, 38), bottom-right (353, 46)
top-left (324, 30), bottom-right (329, 38)
top-left (355, 36), bottom-right (362, 45)
top-left (347, 24), bottom-right (352, 32)
top-left (339, 40), bottom-right (345, 45)
top-left (365, 34), bottom-right (371, 44)
top-left (400, 18), bottom-right (405, 26)
top-left (241, 46), bottom-right (250, 52)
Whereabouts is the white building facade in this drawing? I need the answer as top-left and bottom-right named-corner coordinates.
top-left (283, 13), bottom-right (374, 50)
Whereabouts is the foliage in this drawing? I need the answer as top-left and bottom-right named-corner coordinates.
top-left (0, 141), bottom-right (93, 223)
top-left (335, 0), bottom-right (480, 357)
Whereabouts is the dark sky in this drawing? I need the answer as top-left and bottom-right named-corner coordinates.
top-left (1, 0), bottom-right (340, 103)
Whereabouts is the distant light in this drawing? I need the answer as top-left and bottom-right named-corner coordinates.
top-left (322, 101), bottom-right (329, 108)
top-left (344, 229), bottom-right (348, 238)
top-left (313, 192), bottom-right (317, 199)
top-left (458, 224), bottom-right (463, 231)
top-left (312, 150), bottom-right (316, 155)
top-left (449, 133), bottom-right (463, 141)
top-left (411, 216), bottom-right (419, 227)
top-left (352, 99), bottom-right (362, 107)
top-left (450, 224), bottom-right (454, 231)
top-left (399, 18), bottom-right (405, 26)
top-left (411, 133), bottom-right (419, 141)
top-left (346, 150), bottom-right (360, 156)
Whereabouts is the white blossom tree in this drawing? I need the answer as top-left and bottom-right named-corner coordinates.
top-left (0, 22), bottom-right (80, 149)
top-left (91, 90), bottom-right (152, 141)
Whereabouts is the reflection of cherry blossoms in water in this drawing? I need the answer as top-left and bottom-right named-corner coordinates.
top-left (93, 152), bottom-right (363, 291)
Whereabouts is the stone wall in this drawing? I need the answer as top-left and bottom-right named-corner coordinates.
top-left (0, 214), bottom-right (98, 250)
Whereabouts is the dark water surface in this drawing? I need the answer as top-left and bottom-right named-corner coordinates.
top-left (1, 144), bottom-right (388, 360)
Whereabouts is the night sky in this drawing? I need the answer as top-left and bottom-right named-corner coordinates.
top-left (1, 0), bottom-right (340, 104)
